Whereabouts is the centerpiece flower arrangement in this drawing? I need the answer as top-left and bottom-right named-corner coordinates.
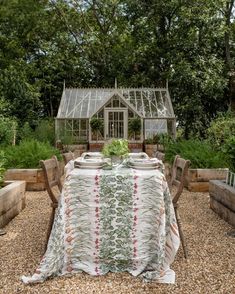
top-left (102, 139), bottom-right (129, 167)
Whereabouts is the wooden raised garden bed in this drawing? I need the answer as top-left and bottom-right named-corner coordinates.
top-left (0, 181), bottom-right (26, 228)
top-left (4, 168), bottom-right (45, 191)
top-left (209, 180), bottom-right (235, 227)
top-left (4, 161), bottom-right (65, 192)
top-left (185, 168), bottom-right (228, 192)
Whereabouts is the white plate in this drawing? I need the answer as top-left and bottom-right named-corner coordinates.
top-left (82, 152), bottom-right (103, 159)
top-left (74, 165), bottom-right (104, 169)
top-left (131, 166), bottom-right (158, 170)
top-left (74, 158), bottom-right (104, 167)
top-left (130, 159), bottom-right (160, 167)
top-left (128, 152), bottom-right (149, 159)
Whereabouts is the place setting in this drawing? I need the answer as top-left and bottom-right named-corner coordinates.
top-left (74, 154), bottom-right (106, 169)
top-left (124, 157), bottom-right (164, 170)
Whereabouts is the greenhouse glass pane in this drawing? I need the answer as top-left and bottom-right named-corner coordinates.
top-left (167, 120), bottom-right (175, 136)
top-left (142, 91), bottom-right (151, 117)
top-left (98, 110), bottom-right (104, 118)
top-left (161, 91), bottom-right (172, 116)
top-left (145, 119), bottom-right (167, 138)
top-left (73, 120), bottom-right (79, 130)
top-left (128, 109), bottom-right (134, 117)
top-left (113, 96), bottom-right (119, 107)
top-left (128, 91), bottom-right (136, 108)
top-left (80, 119), bottom-right (87, 130)
top-left (135, 91), bottom-right (143, 114)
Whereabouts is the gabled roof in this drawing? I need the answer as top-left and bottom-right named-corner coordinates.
top-left (56, 88), bottom-right (175, 119)
top-left (91, 90), bottom-right (143, 118)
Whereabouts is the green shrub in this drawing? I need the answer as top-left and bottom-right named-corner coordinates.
top-left (3, 139), bottom-right (61, 169)
top-left (207, 113), bottom-right (235, 149)
top-left (165, 139), bottom-right (228, 169)
top-left (33, 119), bottom-right (55, 145)
top-left (222, 136), bottom-right (235, 172)
top-left (0, 151), bottom-right (6, 186)
top-left (18, 122), bottom-right (34, 141)
top-left (158, 133), bottom-right (173, 148)
top-left (0, 116), bottom-right (17, 146)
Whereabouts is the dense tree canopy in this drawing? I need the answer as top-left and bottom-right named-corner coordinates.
top-left (0, 0), bottom-right (234, 137)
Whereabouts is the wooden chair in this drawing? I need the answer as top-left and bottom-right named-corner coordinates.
top-left (62, 151), bottom-right (75, 165)
top-left (155, 151), bottom-right (165, 162)
top-left (40, 156), bottom-right (62, 249)
top-left (169, 155), bottom-right (191, 259)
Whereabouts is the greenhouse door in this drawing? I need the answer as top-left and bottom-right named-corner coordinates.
top-left (105, 109), bottom-right (127, 139)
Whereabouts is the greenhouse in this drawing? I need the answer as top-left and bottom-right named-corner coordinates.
top-left (55, 87), bottom-right (176, 144)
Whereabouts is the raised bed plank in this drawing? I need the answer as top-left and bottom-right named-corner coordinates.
top-left (0, 200), bottom-right (24, 228)
top-left (188, 182), bottom-right (209, 192)
top-left (210, 197), bottom-right (235, 227)
top-left (185, 168), bottom-right (228, 192)
top-left (209, 180), bottom-right (235, 212)
top-left (0, 181), bottom-right (26, 227)
top-left (4, 168), bottom-right (45, 191)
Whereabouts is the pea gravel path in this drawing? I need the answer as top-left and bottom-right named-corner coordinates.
top-left (0, 189), bottom-right (235, 294)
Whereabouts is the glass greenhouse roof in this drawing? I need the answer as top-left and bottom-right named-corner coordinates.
top-left (56, 88), bottom-right (175, 119)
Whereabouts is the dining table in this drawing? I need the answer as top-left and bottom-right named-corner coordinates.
top-left (22, 153), bottom-right (180, 284)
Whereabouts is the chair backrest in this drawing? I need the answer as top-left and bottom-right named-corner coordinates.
top-left (155, 151), bottom-right (165, 162)
top-left (62, 151), bottom-right (74, 165)
top-left (40, 156), bottom-right (62, 205)
top-left (170, 155), bottom-right (190, 205)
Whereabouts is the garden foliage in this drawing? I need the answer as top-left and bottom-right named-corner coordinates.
top-left (0, 116), bottom-right (17, 146)
top-left (0, 151), bottom-right (6, 186)
top-left (3, 139), bottom-right (61, 169)
top-left (164, 139), bottom-right (228, 169)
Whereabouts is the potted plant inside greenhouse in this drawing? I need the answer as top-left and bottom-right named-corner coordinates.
top-left (144, 135), bottom-right (159, 157)
top-left (90, 117), bottom-right (104, 142)
top-left (128, 117), bottom-right (141, 141)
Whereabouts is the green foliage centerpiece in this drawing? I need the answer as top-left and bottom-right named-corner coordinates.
top-left (102, 139), bottom-right (129, 168)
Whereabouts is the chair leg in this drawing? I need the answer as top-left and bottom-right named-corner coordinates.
top-left (45, 208), bottom-right (56, 251)
top-left (175, 207), bottom-right (188, 259)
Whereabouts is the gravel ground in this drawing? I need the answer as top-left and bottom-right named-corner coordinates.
top-left (0, 189), bottom-right (235, 294)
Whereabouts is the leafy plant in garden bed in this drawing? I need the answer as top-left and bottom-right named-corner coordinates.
top-left (3, 139), bottom-right (62, 169)
top-left (164, 139), bottom-right (228, 169)
top-left (0, 116), bottom-right (17, 146)
top-left (0, 151), bottom-right (6, 187)
top-left (222, 136), bottom-right (235, 172)
top-left (207, 112), bottom-right (235, 148)
top-left (207, 113), bottom-right (235, 171)
top-left (19, 119), bottom-right (55, 145)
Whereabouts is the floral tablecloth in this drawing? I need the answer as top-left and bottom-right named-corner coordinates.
top-left (22, 162), bottom-right (180, 284)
